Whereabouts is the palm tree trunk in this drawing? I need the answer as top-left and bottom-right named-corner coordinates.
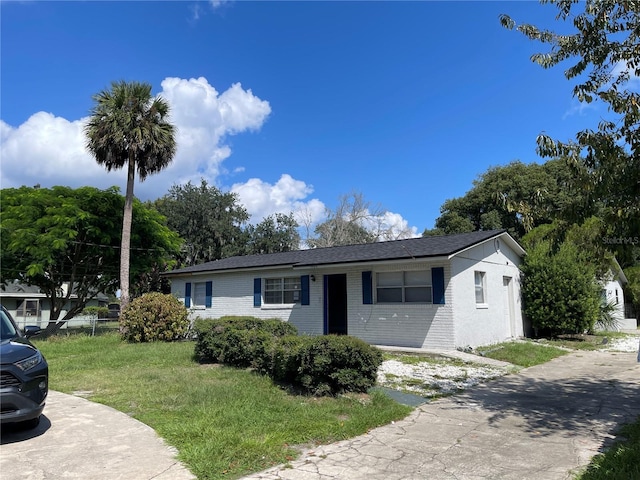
top-left (120, 155), bottom-right (135, 309)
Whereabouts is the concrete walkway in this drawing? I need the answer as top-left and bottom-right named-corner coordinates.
top-left (0, 390), bottom-right (195, 480)
top-left (242, 350), bottom-right (640, 480)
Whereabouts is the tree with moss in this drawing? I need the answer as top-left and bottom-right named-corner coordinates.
top-left (244, 213), bottom-right (301, 255)
top-left (308, 192), bottom-right (413, 248)
top-left (154, 179), bottom-right (249, 266)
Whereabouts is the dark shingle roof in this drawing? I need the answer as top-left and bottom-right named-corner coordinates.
top-left (0, 282), bottom-right (42, 294)
top-left (166, 230), bottom-right (520, 276)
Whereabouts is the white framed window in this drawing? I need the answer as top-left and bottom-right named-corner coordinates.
top-left (474, 271), bottom-right (486, 304)
top-left (17, 299), bottom-right (40, 317)
top-left (264, 277), bottom-right (301, 304)
top-left (193, 282), bottom-right (207, 307)
top-left (376, 271), bottom-right (432, 304)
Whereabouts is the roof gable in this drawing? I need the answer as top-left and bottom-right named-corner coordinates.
top-left (166, 230), bottom-right (524, 276)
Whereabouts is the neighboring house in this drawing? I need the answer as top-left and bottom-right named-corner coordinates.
top-left (0, 281), bottom-right (109, 328)
top-left (165, 230), bottom-right (526, 349)
top-left (600, 259), bottom-right (637, 331)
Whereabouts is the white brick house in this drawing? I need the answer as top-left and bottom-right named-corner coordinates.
top-left (600, 259), bottom-right (637, 331)
top-left (164, 230), bottom-right (526, 349)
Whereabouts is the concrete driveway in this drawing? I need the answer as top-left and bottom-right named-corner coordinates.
top-left (0, 390), bottom-right (195, 480)
top-left (242, 349), bottom-right (640, 480)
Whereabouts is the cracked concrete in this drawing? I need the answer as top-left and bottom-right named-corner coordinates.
top-left (0, 391), bottom-right (195, 480)
top-left (242, 349), bottom-right (640, 480)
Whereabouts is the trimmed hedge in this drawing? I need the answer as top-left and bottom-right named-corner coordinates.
top-left (265, 334), bottom-right (305, 383)
top-left (120, 292), bottom-right (190, 342)
top-left (194, 316), bottom-right (298, 369)
top-left (194, 317), bottom-right (383, 395)
top-left (296, 335), bottom-right (382, 396)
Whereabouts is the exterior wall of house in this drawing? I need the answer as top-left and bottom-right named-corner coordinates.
top-left (0, 296), bottom-right (106, 328)
top-left (172, 261), bottom-right (456, 349)
top-left (171, 268), bottom-right (323, 335)
top-left (1, 297), bottom-right (49, 328)
top-left (600, 276), bottom-right (636, 330)
top-left (169, 235), bottom-right (526, 349)
top-left (450, 240), bottom-right (524, 348)
top-left (346, 262), bottom-right (454, 349)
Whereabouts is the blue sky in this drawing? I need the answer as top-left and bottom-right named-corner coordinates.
top-left (1, 1), bottom-right (600, 238)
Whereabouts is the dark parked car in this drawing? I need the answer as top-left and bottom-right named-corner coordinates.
top-left (0, 305), bottom-right (48, 429)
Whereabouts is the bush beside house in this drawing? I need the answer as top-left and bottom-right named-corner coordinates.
top-left (521, 241), bottom-right (600, 336)
top-left (120, 292), bottom-right (190, 342)
top-left (194, 316), bottom-right (298, 368)
top-left (195, 316), bottom-right (382, 396)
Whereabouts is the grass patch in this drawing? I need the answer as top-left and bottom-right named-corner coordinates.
top-left (549, 332), bottom-right (629, 351)
top-left (476, 341), bottom-right (569, 367)
top-left (576, 416), bottom-right (640, 480)
top-left (36, 333), bottom-right (411, 480)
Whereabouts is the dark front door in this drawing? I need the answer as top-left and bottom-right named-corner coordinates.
top-left (325, 274), bottom-right (347, 335)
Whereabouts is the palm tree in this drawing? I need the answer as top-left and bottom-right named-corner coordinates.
top-left (85, 81), bottom-right (176, 309)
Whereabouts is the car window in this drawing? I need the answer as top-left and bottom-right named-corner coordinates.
top-left (1, 309), bottom-right (19, 340)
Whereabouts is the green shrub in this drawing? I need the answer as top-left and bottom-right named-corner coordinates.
top-left (120, 292), bottom-right (189, 343)
top-left (296, 335), bottom-right (383, 396)
top-left (260, 334), bottom-right (305, 381)
top-left (194, 316), bottom-right (297, 366)
top-left (194, 318), bottom-right (382, 396)
top-left (521, 241), bottom-right (600, 337)
top-left (595, 299), bottom-right (622, 332)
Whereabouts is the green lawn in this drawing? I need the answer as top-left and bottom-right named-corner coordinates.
top-left (36, 334), bottom-right (411, 480)
top-left (576, 417), bottom-right (640, 480)
top-left (476, 333), bottom-right (633, 367)
top-left (476, 341), bottom-right (569, 367)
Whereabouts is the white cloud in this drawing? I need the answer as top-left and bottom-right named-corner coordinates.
top-left (154, 77), bottom-right (271, 193)
top-left (562, 98), bottom-right (598, 119)
top-left (231, 174), bottom-right (326, 225)
top-left (0, 75), bottom-right (414, 238)
top-left (0, 76), bottom-right (271, 203)
top-left (0, 112), bottom-right (106, 189)
top-left (372, 211), bottom-right (420, 240)
top-left (612, 60), bottom-right (640, 90)
top-left (209, 0), bottom-right (229, 8)
top-left (190, 3), bottom-right (201, 21)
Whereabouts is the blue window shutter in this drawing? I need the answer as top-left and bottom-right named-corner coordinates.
top-left (205, 281), bottom-right (213, 308)
top-left (253, 278), bottom-right (261, 307)
top-left (185, 282), bottom-right (192, 308)
top-left (301, 275), bottom-right (310, 305)
top-left (362, 271), bottom-right (373, 304)
top-left (432, 267), bottom-right (445, 304)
